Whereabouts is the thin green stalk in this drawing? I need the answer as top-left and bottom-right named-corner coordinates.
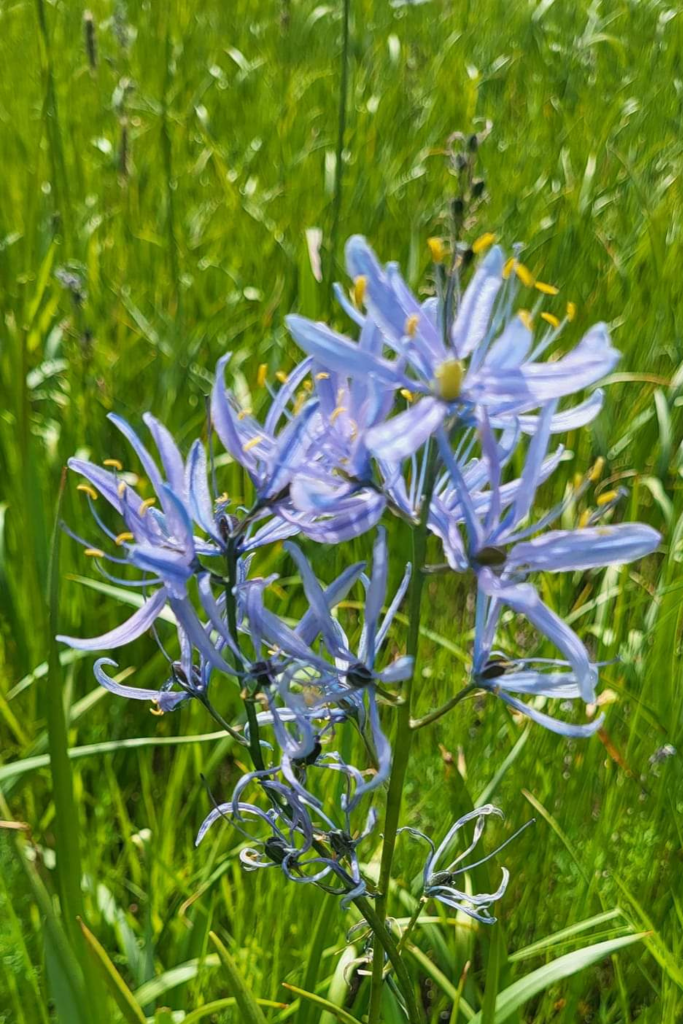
top-left (355, 898), bottom-right (422, 1024)
top-left (397, 898), bottom-right (428, 955)
top-left (367, 448), bottom-right (439, 1024)
top-left (327, 0), bottom-right (351, 296)
top-left (410, 684), bottom-right (477, 731)
top-left (226, 539), bottom-right (264, 770)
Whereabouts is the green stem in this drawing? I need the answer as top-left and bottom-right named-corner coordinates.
top-left (226, 540), bottom-right (265, 771)
top-left (355, 898), bottom-right (422, 1024)
top-left (397, 898), bottom-right (428, 955)
top-left (367, 448), bottom-right (439, 1024)
top-left (327, 0), bottom-right (351, 298)
top-left (410, 684), bottom-right (477, 731)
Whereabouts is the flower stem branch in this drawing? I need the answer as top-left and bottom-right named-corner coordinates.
top-left (367, 445), bottom-right (439, 1024)
top-left (410, 684), bottom-right (477, 731)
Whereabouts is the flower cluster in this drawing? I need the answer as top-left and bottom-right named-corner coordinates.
top-left (59, 232), bottom-right (660, 923)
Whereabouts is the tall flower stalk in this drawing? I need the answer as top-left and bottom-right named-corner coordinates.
top-left (58, 148), bottom-right (661, 1020)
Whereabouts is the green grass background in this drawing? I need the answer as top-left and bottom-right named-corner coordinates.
top-left (0, 0), bottom-right (682, 1021)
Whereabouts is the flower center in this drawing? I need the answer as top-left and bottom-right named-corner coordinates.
top-left (435, 359), bottom-right (464, 402)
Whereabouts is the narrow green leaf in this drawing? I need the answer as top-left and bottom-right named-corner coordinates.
top-left (45, 471), bottom-right (85, 951)
top-left (182, 997), bottom-right (288, 1024)
top-left (0, 730), bottom-right (226, 785)
top-left (508, 909), bottom-right (625, 962)
top-left (297, 898), bottom-right (330, 1024)
top-left (481, 925), bottom-right (502, 1024)
top-left (282, 982), bottom-right (362, 1024)
top-left (133, 955), bottom-right (220, 1006)
top-left (468, 933), bottom-right (646, 1024)
top-left (405, 945), bottom-right (475, 1020)
top-left (79, 917), bottom-right (146, 1024)
top-left (209, 931), bottom-right (268, 1024)
top-left (153, 1010), bottom-right (176, 1024)
top-left (612, 874), bottom-right (683, 990)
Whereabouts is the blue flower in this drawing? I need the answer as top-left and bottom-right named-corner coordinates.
top-left (401, 805), bottom-right (531, 924)
top-left (286, 236), bottom-right (619, 462)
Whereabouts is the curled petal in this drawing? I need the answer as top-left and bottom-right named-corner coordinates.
top-left (57, 587), bottom-right (168, 650)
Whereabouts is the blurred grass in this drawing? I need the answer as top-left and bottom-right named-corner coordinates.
top-left (0, 0), bottom-right (682, 1021)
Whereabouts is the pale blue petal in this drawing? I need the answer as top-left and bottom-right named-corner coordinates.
top-left (366, 396), bottom-right (446, 461)
top-left (508, 523), bottom-right (661, 573)
top-left (57, 587), bottom-right (168, 650)
top-left (451, 245), bottom-right (504, 358)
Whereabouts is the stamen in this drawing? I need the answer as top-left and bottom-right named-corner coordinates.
top-left (566, 301), bottom-right (577, 321)
top-left (578, 509), bottom-right (592, 529)
top-left (514, 263), bottom-right (535, 288)
top-left (472, 232), bottom-right (496, 254)
top-left (139, 497), bottom-right (156, 514)
top-left (405, 314), bottom-right (419, 338)
top-left (103, 458), bottom-right (123, 471)
top-left (77, 484), bottom-right (98, 500)
top-left (275, 370), bottom-right (289, 384)
top-left (541, 311), bottom-right (560, 329)
top-left (315, 372), bottom-right (330, 380)
top-left (302, 379), bottom-right (312, 392)
top-left (427, 237), bottom-right (446, 263)
top-left (435, 359), bottom-right (464, 402)
top-left (400, 388), bottom-right (415, 403)
top-left (150, 702), bottom-right (164, 717)
top-left (352, 275), bottom-right (367, 307)
top-left (597, 489), bottom-right (619, 507)
top-left (237, 408), bottom-right (253, 420)
top-left (518, 309), bottom-right (534, 331)
top-left (117, 481), bottom-right (127, 497)
top-left (215, 492), bottom-right (228, 504)
top-left (502, 257), bottom-right (515, 279)
top-left (115, 531), bottom-right (134, 545)
top-left (84, 547), bottom-right (105, 558)
top-left (589, 457), bottom-right (605, 482)
top-left (243, 436), bottom-right (262, 452)
top-left (257, 363), bottom-right (268, 388)
top-left (330, 406), bottom-right (347, 423)
top-left (535, 281), bottom-right (559, 296)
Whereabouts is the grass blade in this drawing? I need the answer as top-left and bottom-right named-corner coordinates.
top-left (78, 917), bottom-right (146, 1024)
top-left (209, 931), bottom-right (268, 1024)
top-left (468, 933), bottom-right (647, 1024)
top-left (281, 982), bottom-right (363, 1024)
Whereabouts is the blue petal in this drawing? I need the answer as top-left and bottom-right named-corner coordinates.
top-left (494, 690), bottom-right (604, 737)
top-left (508, 523), bottom-right (661, 573)
top-left (94, 657), bottom-right (190, 709)
top-left (451, 245), bottom-right (504, 358)
top-left (366, 396), bottom-right (446, 461)
top-left (57, 587), bottom-right (168, 650)
top-left (143, 413), bottom-right (186, 497)
top-left (286, 314), bottom-right (402, 386)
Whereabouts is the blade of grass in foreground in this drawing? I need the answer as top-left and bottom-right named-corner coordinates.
top-left (45, 471), bottom-right (85, 947)
top-left (282, 982), bottom-right (363, 1024)
top-left (78, 917), bottom-right (146, 1024)
top-left (468, 933), bottom-right (647, 1024)
top-left (209, 932), bottom-right (269, 1024)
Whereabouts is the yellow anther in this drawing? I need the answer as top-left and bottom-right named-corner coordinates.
top-left (566, 301), bottom-right (577, 321)
top-left (302, 379), bottom-right (313, 392)
top-left (330, 406), bottom-right (347, 423)
top-left (293, 390), bottom-right (307, 414)
top-left (117, 481), bottom-right (127, 497)
top-left (257, 363), bottom-right (268, 388)
top-left (275, 370), bottom-right (289, 384)
top-left (315, 372), bottom-right (330, 380)
top-left (541, 311), bottom-right (561, 329)
top-left (405, 314), bottom-right (419, 338)
top-left (352, 275), bottom-right (367, 307)
top-left (518, 309), bottom-right (534, 331)
top-left (427, 237), bottom-right (446, 264)
top-left (435, 359), bottom-right (464, 402)
top-left (535, 280), bottom-right (559, 296)
top-left (597, 489), bottom-right (619, 507)
top-left (77, 484), bottom-right (98, 500)
top-left (215, 492), bottom-right (228, 504)
top-left (502, 257), bottom-right (515, 279)
top-left (578, 509), bottom-right (592, 529)
top-left (150, 702), bottom-right (164, 717)
top-left (472, 232), bottom-right (496, 254)
top-left (103, 458), bottom-right (123, 471)
top-left (84, 547), bottom-right (105, 558)
top-left (400, 388), bottom-right (415, 403)
top-left (514, 262), bottom-right (536, 288)
top-left (589, 457), bottom-right (605, 482)
top-left (243, 436), bottom-right (262, 452)
top-left (139, 497), bottom-right (156, 514)
top-left (115, 531), bottom-right (134, 545)
top-left (237, 408), bottom-right (253, 420)
top-left (573, 472), bottom-right (583, 491)
top-left (349, 420), bottom-right (358, 441)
